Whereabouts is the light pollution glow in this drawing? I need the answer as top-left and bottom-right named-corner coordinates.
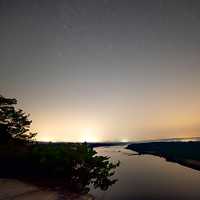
top-left (1, 1), bottom-right (200, 142)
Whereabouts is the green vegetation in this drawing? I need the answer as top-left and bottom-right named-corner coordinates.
top-left (0, 95), bottom-right (119, 193)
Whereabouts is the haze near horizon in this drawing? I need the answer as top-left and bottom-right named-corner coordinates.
top-left (1, 0), bottom-right (200, 142)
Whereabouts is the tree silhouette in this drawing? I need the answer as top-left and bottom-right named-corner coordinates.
top-left (0, 95), bottom-right (37, 144)
top-left (0, 95), bottom-right (120, 193)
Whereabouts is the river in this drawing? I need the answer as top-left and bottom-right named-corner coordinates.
top-left (90, 146), bottom-right (200, 200)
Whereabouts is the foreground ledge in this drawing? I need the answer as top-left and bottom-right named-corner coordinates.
top-left (0, 179), bottom-right (94, 200)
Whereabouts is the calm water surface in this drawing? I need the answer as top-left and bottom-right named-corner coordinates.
top-left (91, 146), bottom-right (200, 200)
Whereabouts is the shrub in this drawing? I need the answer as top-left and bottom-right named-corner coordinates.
top-left (0, 142), bottom-right (119, 193)
top-left (30, 143), bottom-right (119, 193)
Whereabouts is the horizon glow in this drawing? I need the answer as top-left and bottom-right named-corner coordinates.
top-left (1, 1), bottom-right (200, 142)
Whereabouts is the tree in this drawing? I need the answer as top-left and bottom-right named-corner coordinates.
top-left (31, 142), bottom-right (120, 193)
top-left (0, 95), bottom-right (120, 194)
top-left (0, 95), bottom-right (37, 144)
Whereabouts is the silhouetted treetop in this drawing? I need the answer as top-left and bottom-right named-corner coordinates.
top-left (0, 95), bottom-right (37, 143)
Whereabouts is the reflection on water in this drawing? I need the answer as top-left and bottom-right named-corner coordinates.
top-left (91, 146), bottom-right (200, 200)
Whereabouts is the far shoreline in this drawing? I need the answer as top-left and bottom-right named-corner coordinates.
top-left (126, 141), bottom-right (200, 172)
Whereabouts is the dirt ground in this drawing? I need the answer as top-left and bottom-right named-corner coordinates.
top-left (0, 179), bottom-right (94, 200)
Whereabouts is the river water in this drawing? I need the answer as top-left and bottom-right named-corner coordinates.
top-left (90, 146), bottom-right (200, 200)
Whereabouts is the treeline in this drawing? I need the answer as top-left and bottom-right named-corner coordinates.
top-left (127, 142), bottom-right (200, 161)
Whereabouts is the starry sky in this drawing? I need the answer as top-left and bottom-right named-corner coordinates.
top-left (1, 0), bottom-right (200, 142)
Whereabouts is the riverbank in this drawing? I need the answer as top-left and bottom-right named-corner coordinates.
top-left (0, 179), bottom-right (94, 200)
top-left (127, 141), bottom-right (200, 171)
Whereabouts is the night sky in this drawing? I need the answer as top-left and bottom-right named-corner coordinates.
top-left (1, 0), bottom-right (200, 142)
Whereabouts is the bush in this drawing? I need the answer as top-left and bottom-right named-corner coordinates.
top-left (0, 142), bottom-right (119, 193)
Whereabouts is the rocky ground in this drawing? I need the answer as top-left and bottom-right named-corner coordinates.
top-left (0, 179), bottom-right (94, 200)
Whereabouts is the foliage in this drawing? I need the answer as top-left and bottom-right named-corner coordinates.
top-left (31, 143), bottom-right (120, 193)
top-left (0, 95), bottom-right (37, 144)
top-left (0, 95), bottom-right (119, 193)
top-left (0, 142), bottom-right (119, 193)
